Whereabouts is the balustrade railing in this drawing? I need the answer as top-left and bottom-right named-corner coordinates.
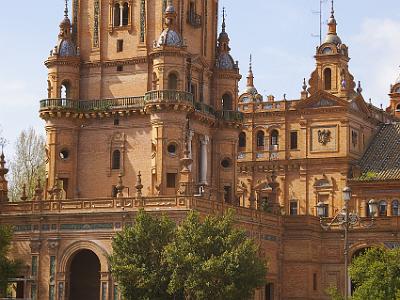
top-left (217, 110), bottom-right (244, 122)
top-left (40, 97), bottom-right (145, 112)
top-left (144, 90), bottom-right (194, 104)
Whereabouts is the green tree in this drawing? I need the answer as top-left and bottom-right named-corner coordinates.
top-left (9, 127), bottom-right (46, 201)
top-left (165, 210), bottom-right (267, 300)
top-left (350, 247), bottom-right (400, 300)
top-left (0, 225), bottom-right (21, 297)
top-left (109, 209), bottom-right (177, 300)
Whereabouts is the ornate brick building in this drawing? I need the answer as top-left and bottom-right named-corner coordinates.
top-left (0, 1), bottom-right (400, 300)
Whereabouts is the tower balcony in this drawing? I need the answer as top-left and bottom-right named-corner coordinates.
top-left (39, 96), bottom-right (145, 116)
top-left (144, 90), bottom-right (194, 105)
top-left (216, 110), bottom-right (244, 123)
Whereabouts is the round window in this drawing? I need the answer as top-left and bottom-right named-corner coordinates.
top-left (59, 149), bottom-right (69, 160)
top-left (167, 143), bottom-right (177, 155)
top-left (221, 158), bottom-right (232, 168)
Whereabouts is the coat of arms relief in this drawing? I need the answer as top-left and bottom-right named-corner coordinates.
top-left (318, 129), bottom-right (331, 145)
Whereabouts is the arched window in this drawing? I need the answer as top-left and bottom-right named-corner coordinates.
top-left (270, 130), bottom-right (279, 146)
top-left (114, 3), bottom-right (121, 26)
top-left (238, 132), bottom-right (246, 148)
top-left (256, 131), bottom-right (265, 148)
top-left (112, 150), bottom-right (121, 170)
top-left (168, 73), bottom-right (178, 90)
top-left (379, 200), bottom-right (387, 217)
top-left (222, 93), bottom-right (233, 110)
top-left (396, 104), bottom-right (400, 112)
top-left (392, 200), bottom-right (399, 216)
top-left (324, 68), bottom-right (332, 90)
top-left (122, 3), bottom-right (129, 26)
top-left (60, 81), bottom-right (70, 99)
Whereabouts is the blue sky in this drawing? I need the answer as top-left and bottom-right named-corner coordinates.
top-left (1, 0), bottom-right (400, 157)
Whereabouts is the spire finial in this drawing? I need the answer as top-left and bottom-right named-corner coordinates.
top-left (64, 0), bottom-right (69, 18)
top-left (331, 0), bottom-right (334, 17)
top-left (222, 7), bottom-right (226, 32)
top-left (249, 54), bottom-right (253, 72)
top-left (246, 54), bottom-right (254, 88)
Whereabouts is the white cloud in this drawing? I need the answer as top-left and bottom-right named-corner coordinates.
top-left (349, 18), bottom-right (400, 106)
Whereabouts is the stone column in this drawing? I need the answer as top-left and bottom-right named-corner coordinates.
top-left (188, 130), bottom-right (194, 171)
top-left (199, 136), bottom-right (209, 185)
top-left (387, 200), bottom-right (392, 217)
top-left (119, 3), bottom-right (124, 26)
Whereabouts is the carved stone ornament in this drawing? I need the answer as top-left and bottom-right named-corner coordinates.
top-left (318, 129), bottom-right (331, 145)
top-left (30, 239), bottom-right (42, 254)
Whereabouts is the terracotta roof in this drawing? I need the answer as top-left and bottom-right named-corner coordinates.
top-left (356, 123), bottom-right (400, 181)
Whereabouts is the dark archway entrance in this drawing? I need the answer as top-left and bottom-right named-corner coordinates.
top-left (69, 249), bottom-right (101, 300)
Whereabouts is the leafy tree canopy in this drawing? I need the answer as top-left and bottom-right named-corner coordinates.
top-left (110, 209), bottom-right (177, 300)
top-left (165, 210), bottom-right (267, 300)
top-left (350, 247), bottom-right (400, 300)
top-left (110, 209), bottom-right (267, 300)
top-left (0, 225), bottom-right (21, 297)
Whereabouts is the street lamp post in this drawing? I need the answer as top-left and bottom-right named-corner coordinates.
top-left (317, 187), bottom-right (378, 300)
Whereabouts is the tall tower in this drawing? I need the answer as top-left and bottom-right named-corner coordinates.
top-left (40, 0), bottom-right (242, 201)
top-left (388, 74), bottom-right (400, 118)
top-left (308, 1), bottom-right (356, 99)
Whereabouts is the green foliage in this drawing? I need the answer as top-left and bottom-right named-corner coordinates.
top-left (164, 210), bottom-right (267, 300)
top-left (110, 209), bottom-right (267, 300)
top-left (0, 225), bottom-right (21, 297)
top-left (350, 247), bottom-right (400, 300)
top-left (359, 171), bottom-right (378, 181)
top-left (109, 209), bottom-right (177, 300)
top-left (325, 285), bottom-right (344, 300)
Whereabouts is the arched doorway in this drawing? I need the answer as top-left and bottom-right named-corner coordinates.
top-left (68, 249), bottom-right (101, 300)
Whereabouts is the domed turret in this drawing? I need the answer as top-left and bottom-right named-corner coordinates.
top-left (323, 0), bottom-right (342, 46)
top-left (243, 55), bottom-right (258, 95)
top-left (216, 8), bottom-right (237, 70)
top-left (51, 0), bottom-right (78, 57)
top-left (156, 0), bottom-right (183, 48)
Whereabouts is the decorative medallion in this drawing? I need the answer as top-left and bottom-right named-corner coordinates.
top-left (318, 129), bottom-right (331, 145)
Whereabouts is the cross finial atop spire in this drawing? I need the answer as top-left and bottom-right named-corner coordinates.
top-left (222, 7), bottom-right (226, 32)
top-left (64, 0), bottom-right (69, 18)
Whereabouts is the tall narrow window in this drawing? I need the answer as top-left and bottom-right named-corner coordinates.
top-left (270, 130), bottom-right (279, 146)
top-left (392, 200), bottom-right (399, 216)
top-left (114, 3), bottom-right (121, 26)
top-left (289, 201), bottom-right (298, 216)
top-left (224, 186), bottom-right (232, 203)
top-left (167, 173), bottom-right (177, 188)
top-left (152, 72), bottom-right (158, 90)
top-left (257, 131), bottom-right (265, 148)
top-left (190, 83), bottom-right (197, 102)
top-left (265, 283), bottom-right (274, 300)
top-left (324, 68), bottom-right (332, 90)
top-left (117, 39), bottom-right (124, 52)
top-left (313, 273), bottom-right (317, 291)
top-left (168, 73), bottom-right (178, 90)
top-left (112, 150), bottom-right (121, 170)
top-left (379, 200), bottom-right (387, 216)
top-left (222, 93), bottom-right (233, 110)
top-left (290, 131), bottom-right (298, 150)
top-left (122, 3), bottom-right (129, 25)
top-left (60, 81), bottom-right (70, 98)
top-left (239, 132), bottom-right (246, 148)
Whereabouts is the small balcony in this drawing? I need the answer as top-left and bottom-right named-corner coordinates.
top-left (39, 96), bottom-right (145, 112)
top-left (217, 110), bottom-right (244, 123)
top-left (144, 90), bottom-right (194, 105)
top-left (194, 102), bottom-right (215, 115)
